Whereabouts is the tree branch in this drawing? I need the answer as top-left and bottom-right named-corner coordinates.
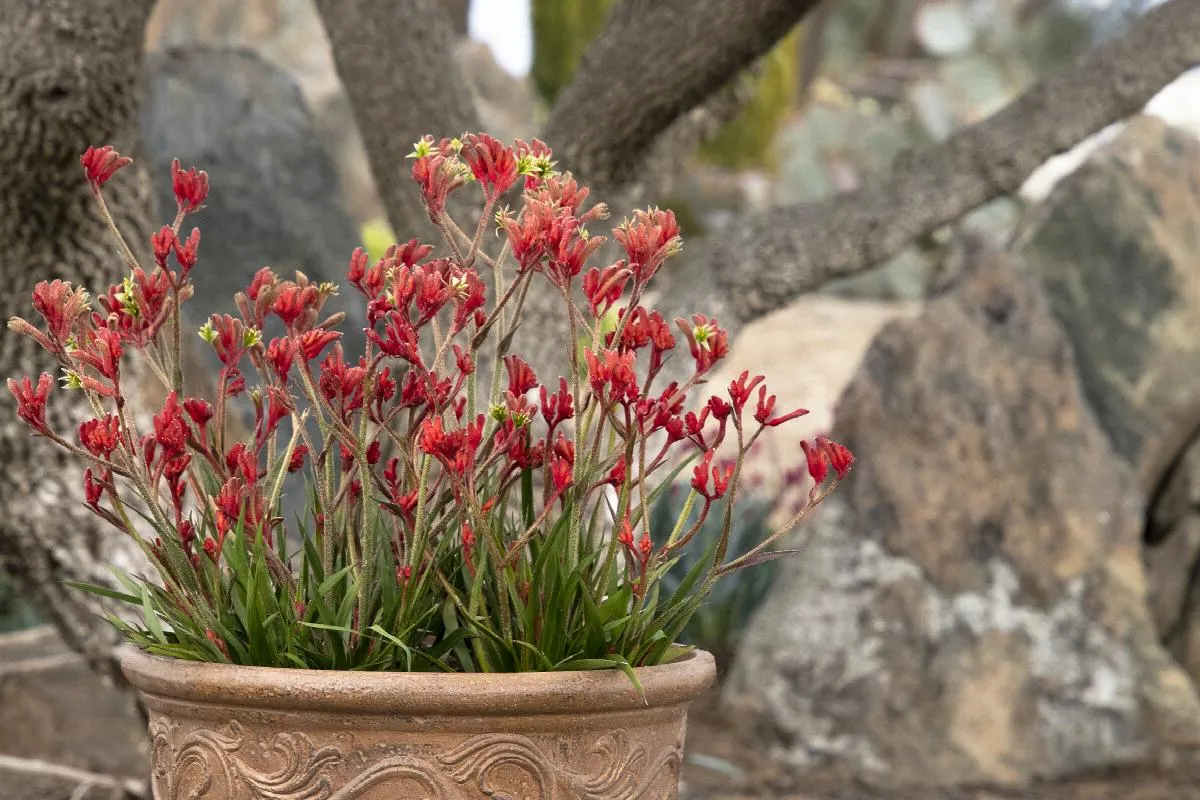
top-left (313, 0), bottom-right (480, 241)
top-left (702, 0), bottom-right (1200, 325)
top-left (542, 0), bottom-right (822, 194)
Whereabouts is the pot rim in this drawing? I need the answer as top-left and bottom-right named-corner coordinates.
top-left (121, 645), bottom-right (716, 716)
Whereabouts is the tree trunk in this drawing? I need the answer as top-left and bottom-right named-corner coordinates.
top-left (439, 0), bottom-right (470, 37)
top-left (0, 0), bottom-right (159, 689)
top-left (313, 0), bottom-right (480, 246)
top-left (542, 0), bottom-right (822, 196)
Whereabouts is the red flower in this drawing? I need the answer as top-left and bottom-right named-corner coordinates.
top-left (413, 262), bottom-right (452, 324)
top-left (259, 386), bottom-right (290, 445)
top-left (151, 226), bottom-right (176, 268)
top-left (183, 397), bottom-right (214, 443)
top-left (265, 336), bottom-right (295, 383)
top-left (80, 145), bottom-right (131, 188)
top-left (182, 397), bottom-right (214, 427)
top-left (677, 314), bottom-right (730, 375)
top-left (174, 228), bottom-right (201, 276)
top-left (515, 138), bottom-right (554, 190)
top-left (153, 391), bottom-right (188, 458)
top-left (539, 377), bottom-right (574, 429)
top-left (79, 414), bottom-right (121, 458)
top-left (550, 455), bottom-right (573, 492)
top-left (692, 450), bottom-right (734, 501)
top-left (450, 269), bottom-right (487, 332)
top-left (504, 355), bottom-right (537, 397)
top-left (707, 395), bottom-right (732, 421)
top-left (83, 468), bottom-right (106, 509)
top-left (618, 518), bottom-right (635, 549)
top-left (273, 283), bottom-right (320, 331)
top-left (411, 144), bottom-right (467, 223)
top-left (297, 329), bottom-right (341, 362)
top-left (395, 238), bottom-right (434, 268)
top-left (691, 451), bottom-right (715, 496)
top-left (8, 374), bottom-right (52, 433)
top-left (417, 415), bottom-right (484, 475)
top-left (461, 521), bottom-right (476, 555)
top-left (819, 437), bottom-right (855, 480)
top-left (800, 440), bottom-right (827, 485)
top-left (460, 133), bottom-right (518, 200)
top-left (615, 208), bottom-right (681, 286)
top-left (31, 279), bottom-right (91, 346)
top-left (582, 262), bottom-right (630, 318)
top-left (368, 312), bottom-right (423, 366)
top-left (346, 247), bottom-right (372, 297)
top-left (552, 431), bottom-right (574, 465)
top-left (366, 440), bottom-right (382, 465)
top-left (177, 519), bottom-right (196, 548)
top-left (528, 173), bottom-right (598, 217)
top-left (72, 325), bottom-right (125, 383)
top-left (728, 371), bottom-right (765, 415)
top-left (754, 384), bottom-right (809, 427)
top-left (247, 266), bottom-right (278, 302)
top-left (287, 443), bottom-right (308, 473)
top-left (453, 344), bottom-right (474, 378)
top-left (607, 456), bottom-right (627, 487)
top-left (171, 158), bottom-right (209, 214)
top-left (639, 532), bottom-right (653, 560)
top-left (584, 347), bottom-right (638, 404)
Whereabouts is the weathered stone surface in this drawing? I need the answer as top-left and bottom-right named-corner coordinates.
top-left (1016, 115), bottom-right (1200, 495)
top-left (0, 628), bottom-right (145, 782)
top-left (725, 244), bottom-right (1200, 789)
top-left (1144, 514), bottom-right (1200, 639)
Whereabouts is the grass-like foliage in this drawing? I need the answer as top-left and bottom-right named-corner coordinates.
top-left (8, 136), bottom-right (853, 678)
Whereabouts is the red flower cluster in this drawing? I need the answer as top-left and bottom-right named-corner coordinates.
top-left (6, 136), bottom-right (855, 671)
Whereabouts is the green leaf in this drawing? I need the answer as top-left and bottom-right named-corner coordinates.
top-left (139, 583), bottom-right (167, 644)
top-left (64, 581), bottom-right (141, 606)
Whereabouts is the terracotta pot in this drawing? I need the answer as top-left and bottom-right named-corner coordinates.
top-left (121, 646), bottom-right (716, 799)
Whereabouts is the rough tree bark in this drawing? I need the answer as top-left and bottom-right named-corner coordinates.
top-left (542, 0), bottom-right (824, 195)
top-left (439, 0), bottom-right (471, 37)
top-left (312, 0), bottom-right (480, 245)
top-left (700, 0), bottom-right (1200, 327)
top-left (0, 0), bottom-right (158, 688)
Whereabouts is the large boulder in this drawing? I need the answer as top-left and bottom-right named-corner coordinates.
top-left (1016, 115), bottom-right (1200, 690)
top-left (725, 243), bottom-right (1200, 789)
top-left (1016, 115), bottom-right (1200, 495)
top-left (141, 45), bottom-right (366, 356)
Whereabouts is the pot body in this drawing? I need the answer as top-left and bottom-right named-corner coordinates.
top-left (121, 647), bottom-right (715, 800)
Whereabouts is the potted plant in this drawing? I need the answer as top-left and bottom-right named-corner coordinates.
top-left (7, 134), bottom-right (853, 799)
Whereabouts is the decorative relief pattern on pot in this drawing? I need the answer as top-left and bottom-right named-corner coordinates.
top-left (149, 719), bottom-right (683, 799)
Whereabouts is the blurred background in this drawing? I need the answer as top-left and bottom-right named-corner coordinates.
top-left (5, 0), bottom-right (1200, 798)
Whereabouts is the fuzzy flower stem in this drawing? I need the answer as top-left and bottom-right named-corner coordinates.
top-left (665, 490), bottom-right (699, 549)
top-left (561, 285), bottom-right (585, 570)
top-left (714, 482), bottom-right (839, 578)
top-left (90, 187), bottom-right (140, 273)
top-left (355, 351), bottom-right (378, 627)
top-left (408, 453), bottom-right (433, 571)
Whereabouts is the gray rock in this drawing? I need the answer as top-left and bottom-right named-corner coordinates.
top-left (142, 46), bottom-right (365, 356)
top-left (1016, 115), bottom-right (1200, 495)
top-left (725, 244), bottom-right (1200, 789)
